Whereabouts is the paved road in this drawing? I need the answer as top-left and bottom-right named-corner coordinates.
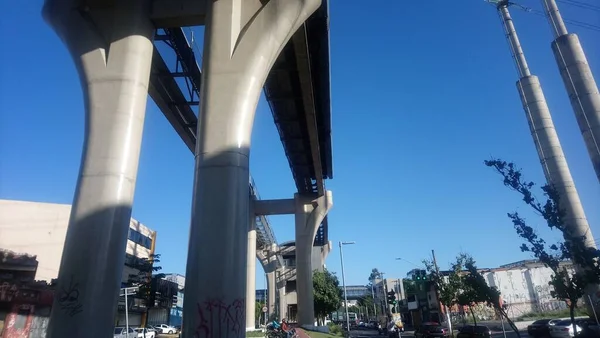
top-left (349, 329), bottom-right (526, 338)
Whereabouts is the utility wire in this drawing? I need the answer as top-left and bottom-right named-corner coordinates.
top-left (527, 7), bottom-right (600, 32)
top-left (557, 0), bottom-right (600, 12)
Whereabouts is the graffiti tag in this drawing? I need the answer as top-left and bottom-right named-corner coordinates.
top-left (194, 298), bottom-right (245, 338)
top-left (57, 275), bottom-right (83, 317)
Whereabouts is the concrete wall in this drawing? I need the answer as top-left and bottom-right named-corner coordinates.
top-left (483, 265), bottom-right (568, 316)
top-left (0, 199), bottom-right (155, 283)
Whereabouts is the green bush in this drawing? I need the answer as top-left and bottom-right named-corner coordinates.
top-left (517, 308), bottom-right (588, 321)
top-left (328, 323), bottom-right (343, 336)
top-left (246, 330), bottom-right (265, 337)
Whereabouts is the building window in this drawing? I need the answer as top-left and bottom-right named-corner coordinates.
top-left (128, 229), bottom-right (152, 249)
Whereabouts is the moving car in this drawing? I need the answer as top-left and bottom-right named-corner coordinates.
top-left (414, 323), bottom-right (450, 338)
top-left (456, 325), bottom-right (492, 338)
top-left (527, 319), bottom-right (562, 337)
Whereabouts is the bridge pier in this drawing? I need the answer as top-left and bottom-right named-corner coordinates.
top-left (182, 0), bottom-right (321, 337)
top-left (294, 191), bottom-right (333, 326)
top-left (42, 0), bottom-right (154, 337)
top-left (247, 206), bottom-right (257, 332)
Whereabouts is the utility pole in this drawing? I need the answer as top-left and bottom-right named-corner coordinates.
top-left (379, 272), bottom-right (387, 316)
top-left (541, 0), bottom-right (600, 183)
top-left (491, 0), bottom-right (599, 314)
top-left (432, 250), bottom-right (451, 335)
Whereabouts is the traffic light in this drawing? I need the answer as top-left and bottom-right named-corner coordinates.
top-left (413, 269), bottom-right (427, 281)
top-left (172, 294), bottom-right (178, 308)
top-left (387, 290), bottom-right (396, 305)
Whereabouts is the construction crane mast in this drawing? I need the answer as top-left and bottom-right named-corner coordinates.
top-left (542, 0), bottom-right (600, 184)
top-left (488, 0), bottom-right (599, 313)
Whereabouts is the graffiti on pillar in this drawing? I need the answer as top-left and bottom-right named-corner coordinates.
top-left (194, 298), bottom-right (246, 338)
top-left (0, 282), bottom-right (19, 301)
top-left (57, 275), bottom-right (83, 317)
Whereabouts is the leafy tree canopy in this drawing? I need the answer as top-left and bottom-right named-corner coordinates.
top-left (126, 253), bottom-right (164, 306)
top-left (314, 269), bottom-right (343, 323)
top-left (368, 268), bottom-right (382, 285)
top-left (485, 159), bottom-right (600, 332)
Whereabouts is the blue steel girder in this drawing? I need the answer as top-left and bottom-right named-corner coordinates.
top-left (148, 7), bottom-right (331, 246)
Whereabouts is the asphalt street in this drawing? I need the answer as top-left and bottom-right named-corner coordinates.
top-left (349, 328), bottom-right (526, 338)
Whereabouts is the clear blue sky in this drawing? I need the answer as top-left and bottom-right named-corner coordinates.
top-left (1, 1), bottom-right (599, 292)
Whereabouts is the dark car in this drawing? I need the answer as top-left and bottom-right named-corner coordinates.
top-left (456, 325), bottom-right (492, 338)
top-left (527, 318), bottom-right (562, 337)
top-left (414, 324), bottom-right (450, 338)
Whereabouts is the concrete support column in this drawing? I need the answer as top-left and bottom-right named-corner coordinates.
top-left (267, 271), bottom-right (276, 318)
top-left (551, 34), bottom-right (600, 183)
top-left (295, 191), bottom-right (333, 326)
top-left (182, 1), bottom-right (321, 337)
top-left (246, 210), bottom-right (257, 331)
top-left (278, 282), bottom-right (287, 321)
top-left (42, 1), bottom-right (154, 337)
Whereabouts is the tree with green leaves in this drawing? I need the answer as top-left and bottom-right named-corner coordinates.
top-left (357, 295), bottom-right (374, 314)
top-left (485, 159), bottom-right (600, 335)
top-left (255, 301), bottom-right (263, 327)
top-left (313, 269), bottom-right (343, 325)
top-left (424, 255), bottom-right (465, 335)
top-left (368, 268), bottom-right (382, 285)
top-left (126, 253), bottom-right (165, 307)
top-left (462, 255), bottom-right (521, 337)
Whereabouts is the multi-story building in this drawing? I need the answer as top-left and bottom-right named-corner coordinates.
top-left (0, 199), bottom-right (157, 326)
top-left (164, 273), bottom-right (185, 327)
top-left (483, 260), bottom-right (571, 317)
top-left (404, 259), bottom-right (574, 325)
top-left (276, 240), bottom-right (331, 322)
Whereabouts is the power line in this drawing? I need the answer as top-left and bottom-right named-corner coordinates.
top-left (526, 7), bottom-right (600, 33)
top-left (557, 0), bottom-right (600, 12)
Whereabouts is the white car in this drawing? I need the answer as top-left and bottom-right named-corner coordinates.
top-left (549, 319), bottom-right (583, 338)
top-left (134, 327), bottom-right (156, 338)
top-left (154, 324), bottom-right (178, 334)
top-left (114, 327), bottom-right (137, 338)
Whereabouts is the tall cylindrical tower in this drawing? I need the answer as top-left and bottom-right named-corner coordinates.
top-left (495, 0), bottom-right (599, 312)
top-left (542, 0), bottom-right (600, 183)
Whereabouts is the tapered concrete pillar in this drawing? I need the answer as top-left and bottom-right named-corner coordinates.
top-left (295, 191), bottom-right (333, 326)
top-left (267, 271), bottom-right (276, 317)
top-left (246, 211), bottom-right (257, 331)
top-left (551, 34), bottom-right (600, 184)
top-left (278, 281), bottom-right (287, 320)
top-left (42, 1), bottom-right (154, 337)
top-left (182, 1), bottom-right (321, 337)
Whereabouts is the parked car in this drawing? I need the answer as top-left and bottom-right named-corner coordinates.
top-left (154, 324), bottom-right (178, 334)
top-left (456, 325), bottom-right (492, 338)
top-left (414, 323), bottom-right (450, 338)
top-left (528, 318), bottom-right (562, 337)
top-left (549, 319), bottom-right (584, 338)
top-left (134, 327), bottom-right (156, 338)
top-left (114, 327), bottom-right (137, 338)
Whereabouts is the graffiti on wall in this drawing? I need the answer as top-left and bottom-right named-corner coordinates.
top-left (194, 298), bottom-right (246, 338)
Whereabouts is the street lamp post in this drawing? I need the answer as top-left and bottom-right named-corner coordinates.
top-left (339, 241), bottom-right (355, 332)
top-left (371, 283), bottom-right (377, 319)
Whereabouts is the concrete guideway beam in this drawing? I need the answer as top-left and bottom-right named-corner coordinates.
top-left (41, 1), bottom-right (154, 337)
top-left (182, 1), bottom-right (322, 337)
top-left (295, 191), bottom-right (333, 326)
